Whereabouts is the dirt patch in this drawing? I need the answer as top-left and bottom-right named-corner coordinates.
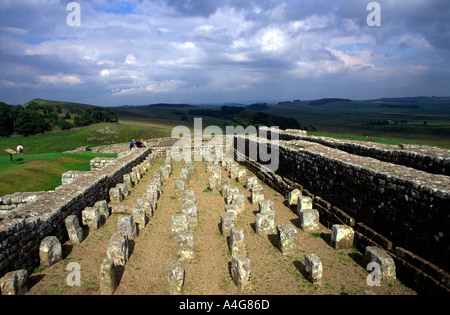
top-left (26, 155), bottom-right (417, 296)
top-left (23, 160), bottom-right (45, 164)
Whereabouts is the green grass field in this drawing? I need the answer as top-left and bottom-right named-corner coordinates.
top-left (0, 152), bottom-right (117, 196)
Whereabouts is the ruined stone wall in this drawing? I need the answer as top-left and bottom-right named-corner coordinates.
top-left (234, 134), bottom-right (450, 294)
top-left (260, 127), bottom-right (450, 176)
top-left (0, 148), bottom-right (151, 278)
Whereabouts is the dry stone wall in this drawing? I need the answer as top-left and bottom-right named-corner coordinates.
top-left (234, 132), bottom-right (450, 295)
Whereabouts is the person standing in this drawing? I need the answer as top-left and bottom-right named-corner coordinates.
top-left (17, 144), bottom-right (23, 155)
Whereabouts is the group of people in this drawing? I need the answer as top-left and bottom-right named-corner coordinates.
top-left (129, 139), bottom-right (146, 149)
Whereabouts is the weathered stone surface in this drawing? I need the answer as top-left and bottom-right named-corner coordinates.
top-left (364, 246), bottom-right (396, 282)
top-left (251, 185), bottom-right (264, 204)
top-left (221, 178), bottom-right (231, 197)
top-left (123, 174), bottom-right (134, 191)
top-left (181, 199), bottom-right (199, 227)
top-left (246, 176), bottom-right (258, 190)
top-left (298, 208), bottom-right (320, 233)
top-left (65, 215), bottom-right (84, 244)
top-left (277, 224), bottom-right (298, 255)
top-left (117, 183), bottom-right (129, 198)
top-left (259, 200), bottom-right (274, 214)
top-left (220, 212), bottom-right (237, 236)
top-left (231, 255), bottom-right (251, 291)
top-left (175, 180), bottom-right (186, 200)
top-left (99, 258), bottom-right (117, 295)
top-left (331, 225), bottom-right (355, 250)
top-left (95, 200), bottom-right (110, 224)
top-left (167, 261), bottom-right (185, 295)
top-left (39, 236), bottom-right (62, 267)
top-left (178, 230), bottom-right (195, 262)
top-left (82, 207), bottom-right (101, 230)
top-left (0, 269), bottom-right (28, 295)
top-left (107, 232), bottom-right (129, 266)
top-left (230, 227), bottom-right (246, 257)
top-left (208, 176), bottom-right (219, 192)
top-left (132, 204), bottom-right (147, 231)
top-left (288, 189), bottom-right (302, 206)
top-left (305, 254), bottom-right (323, 286)
top-left (118, 215), bottom-right (137, 240)
top-left (230, 165), bottom-right (240, 181)
top-left (180, 168), bottom-right (190, 185)
top-left (255, 211), bottom-right (275, 235)
top-left (297, 196), bottom-right (313, 212)
top-left (237, 168), bottom-right (247, 183)
top-left (225, 203), bottom-right (239, 216)
top-left (172, 214), bottom-right (189, 235)
top-left (109, 187), bottom-right (123, 203)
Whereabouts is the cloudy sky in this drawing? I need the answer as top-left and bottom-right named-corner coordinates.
top-left (0, 0), bottom-right (449, 106)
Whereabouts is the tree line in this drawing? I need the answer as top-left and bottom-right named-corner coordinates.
top-left (0, 101), bottom-right (118, 137)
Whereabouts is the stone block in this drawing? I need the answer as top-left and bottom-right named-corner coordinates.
top-left (0, 269), bottom-right (28, 295)
top-left (137, 197), bottom-right (152, 218)
top-left (107, 232), bottom-right (129, 266)
top-left (220, 212), bottom-right (237, 236)
top-left (255, 211), bottom-right (275, 235)
top-left (178, 230), bottom-right (195, 262)
top-left (299, 208), bottom-right (320, 233)
top-left (246, 176), bottom-right (258, 190)
top-left (221, 178), bottom-right (230, 197)
top-left (99, 258), bottom-right (117, 295)
top-left (331, 225), bottom-right (355, 250)
top-left (305, 254), bottom-right (323, 286)
top-left (118, 215), bottom-right (137, 240)
top-left (95, 200), bottom-right (110, 224)
top-left (208, 176), bottom-right (219, 192)
top-left (172, 214), bottom-right (190, 235)
top-left (175, 180), bottom-right (186, 200)
top-left (225, 204), bottom-right (239, 216)
top-left (117, 183), bottom-right (129, 198)
top-left (259, 199), bottom-right (274, 214)
top-left (132, 204), bottom-right (147, 231)
top-left (251, 185), bottom-right (264, 204)
top-left (180, 168), bottom-right (190, 185)
top-left (65, 215), bottom-right (84, 244)
top-left (231, 255), bottom-right (251, 291)
top-left (364, 246), bottom-right (396, 282)
top-left (230, 227), bottom-right (246, 257)
top-left (181, 200), bottom-right (199, 227)
top-left (297, 196), bottom-right (313, 212)
top-left (109, 187), bottom-right (123, 203)
top-left (39, 236), bottom-right (62, 267)
top-left (229, 165), bottom-right (240, 181)
top-left (277, 224), bottom-right (298, 255)
top-left (167, 261), bottom-right (185, 295)
top-left (183, 190), bottom-right (197, 204)
top-left (288, 189), bottom-right (302, 206)
top-left (237, 168), bottom-right (247, 183)
top-left (123, 174), bottom-right (134, 191)
top-left (82, 207), bottom-right (101, 230)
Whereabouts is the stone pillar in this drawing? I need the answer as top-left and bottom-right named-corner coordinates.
top-left (132, 204), bottom-right (147, 232)
top-left (65, 215), bottom-right (84, 244)
top-left (39, 236), bottom-right (62, 267)
top-left (246, 176), bottom-right (258, 190)
top-left (118, 215), bottom-right (137, 240)
top-left (297, 196), bottom-right (313, 213)
top-left (167, 261), bottom-right (185, 295)
top-left (99, 258), bottom-right (117, 295)
top-left (123, 174), bottom-right (134, 191)
top-left (231, 255), bottom-right (251, 291)
top-left (0, 269), bottom-right (28, 295)
top-left (331, 225), bottom-right (355, 250)
top-left (208, 176), bottom-right (219, 192)
top-left (288, 189), bottom-right (302, 207)
top-left (251, 185), bottom-right (264, 204)
top-left (82, 207), bottom-right (101, 230)
top-left (109, 187), bottom-right (123, 203)
top-left (277, 224), bottom-right (298, 255)
top-left (107, 232), bottom-right (129, 266)
top-left (259, 200), bottom-right (274, 214)
top-left (95, 200), bottom-right (110, 224)
top-left (175, 180), bottom-right (186, 200)
top-left (178, 230), bottom-right (195, 262)
top-left (182, 200), bottom-right (199, 227)
top-left (299, 208), bottom-right (320, 233)
top-left (255, 211), bottom-right (275, 235)
top-left (230, 227), bottom-right (246, 257)
top-left (220, 212), bottom-right (237, 236)
top-left (364, 246), bottom-right (396, 282)
top-left (237, 168), bottom-right (247, 183)
top-left (305, 254), bottom-right (323, 286)
top-left (221, 178), bottom-right (230, 197)
top-left (172, 214), bottom-right (190, 236)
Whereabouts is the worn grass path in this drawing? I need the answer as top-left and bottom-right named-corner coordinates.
top-left (27, 153), bottom-right (417, 295)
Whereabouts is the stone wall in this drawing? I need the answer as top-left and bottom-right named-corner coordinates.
top-left (0, 148), bottom-right (152, 278)
top-left (260, 127), bottom-right (450, 176)
top-left (234, 133), bottom-right (450, 294)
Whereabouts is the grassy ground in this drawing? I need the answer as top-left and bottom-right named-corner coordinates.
top-left (0, 152), bottom-right (117, 197)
